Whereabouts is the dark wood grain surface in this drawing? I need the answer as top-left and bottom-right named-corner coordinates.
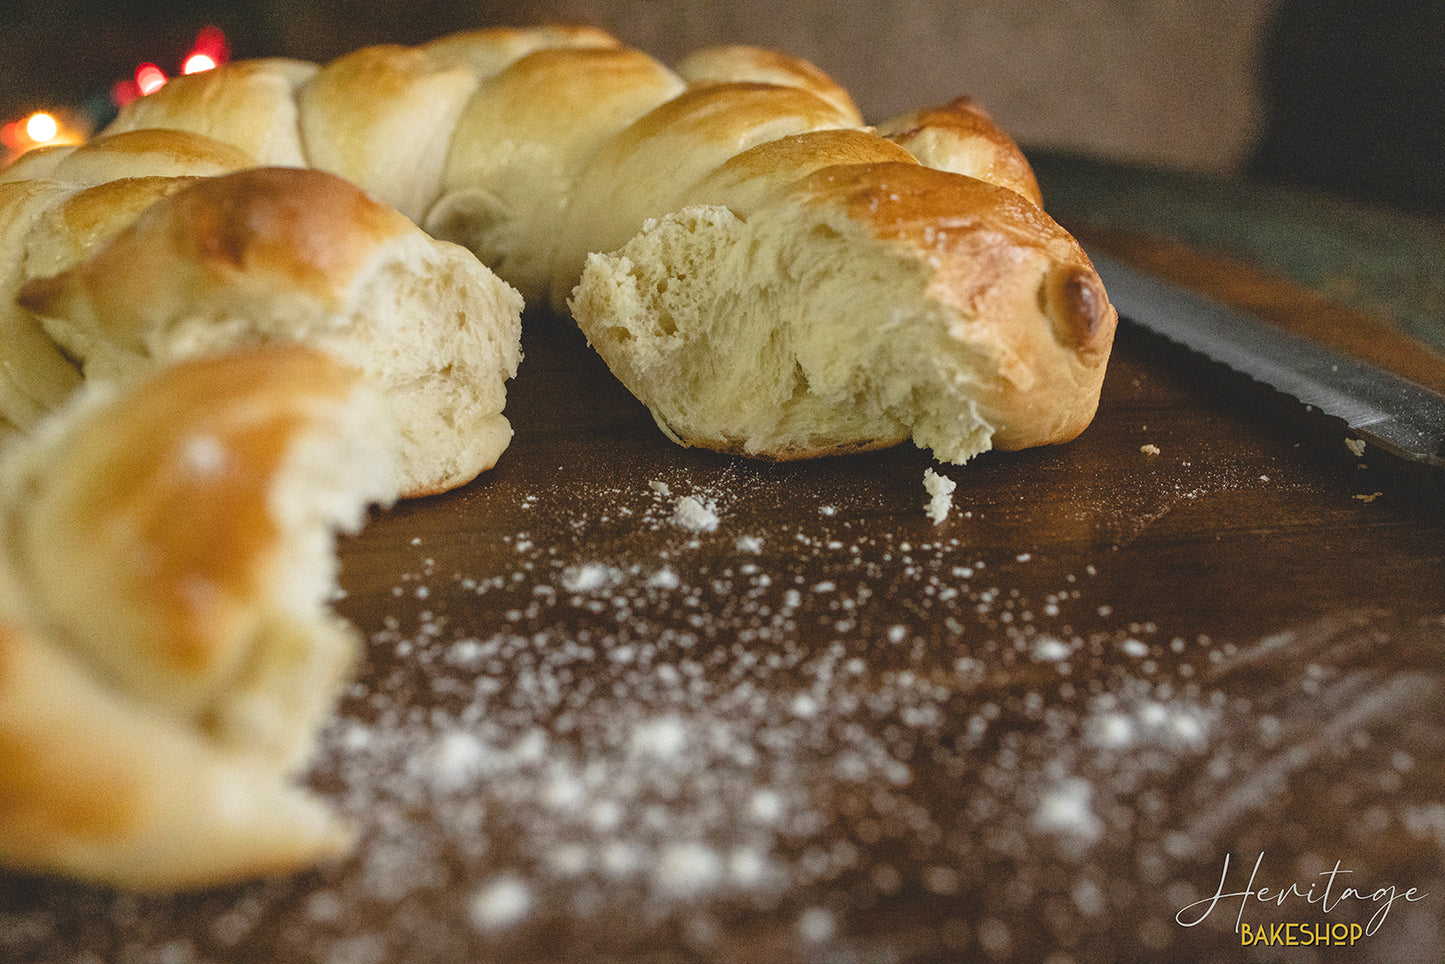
top-left (3, 227), bottom-right (1444, 963)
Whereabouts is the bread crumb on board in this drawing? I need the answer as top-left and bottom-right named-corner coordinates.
top-left (1139, 443), bottom-right (1161, 456)
top-left (1345, 437), bottom-right (1367, 458)
top-left (923, 467), bottom-right (956, 524)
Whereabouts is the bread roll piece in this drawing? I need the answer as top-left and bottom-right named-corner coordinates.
top-left (570, 160), bottom-right (1113, 462)
top-left (877, 97), bottom-right (1044, 206)
top-left (0, 179), bottom-right (84, 430)
top-left (0, 345), bottom-right (397, 890)
top-left (18, 167), bottom-right (523, 498)
top-left (0, 130), bottom-right (262, 435)
top-left (551, 81), bottom-right (860, 311)
top-left (675, 44), bottom-right (863, 124)
top-left (101, 58), bottom-right (319, 166)
top-left (426, 45), bottom-right (685, 303)
top-left (297, 44), bottom-right (481, 224)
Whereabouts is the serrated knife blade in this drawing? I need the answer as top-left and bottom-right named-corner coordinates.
top-left (1087, 248), bottom-right (1445, 469)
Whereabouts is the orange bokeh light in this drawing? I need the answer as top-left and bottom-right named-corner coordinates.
top-left (24, 112), bottom-right (59, 143)
top-left (2, 110), bottom-right (85, 164)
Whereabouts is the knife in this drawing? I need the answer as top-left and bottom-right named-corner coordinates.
top-left (1086, 248), bottom-right (1445, 469)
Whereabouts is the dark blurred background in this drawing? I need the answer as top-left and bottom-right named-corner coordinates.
top-left (1, 0), bottom-right (1442, 215)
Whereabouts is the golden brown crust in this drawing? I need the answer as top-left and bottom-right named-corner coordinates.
top-left (805, 161), bottom-right (1081, 273)
top-left (617, 81), bottom-right (855, 157)
top-left (448, 45), bottom-right (682, 161)
top-left (879, 97), bottom-right (1044, 206)
top-left (11, 346), bottom-right (363, 703)
top-left (677, 45), bottom-right (863, 123)
top-left (798, 161), bottom-right (1114, 447)
top-left (19, 167), bottom-right (413, 331)
top-left (297, 44), bottom-right (479, 222)
top-left (428, 45), bottom-right (683, 300)
top-left (24, 177), bottom-right (201, 280)
top-left (687, 128), bottom-right (919, 215)
top-left (35, 128), bottom-right (257, 187)
top-left (553, 80), bottom-right (859, 308)
top-left (103, 59), bottom-right (318, 166)
top-left (421, 23), bottom-right (621, 77)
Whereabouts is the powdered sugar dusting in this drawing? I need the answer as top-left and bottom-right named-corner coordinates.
top-left (6, 451), bottom-right (1437, 963)
top-left (274, 466), bottom-right (1263, 960)
top-left (670, 493), bottom-right (719, 532)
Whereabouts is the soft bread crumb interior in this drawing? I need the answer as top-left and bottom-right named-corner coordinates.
top-left (331, 236), bottom-right (522, 494)
top-left (571, 204), bottom-right (997, 462)
top-left (208, 379), bottom-right (397, 766)
top-left (95, 232), bottom-right (523, 498)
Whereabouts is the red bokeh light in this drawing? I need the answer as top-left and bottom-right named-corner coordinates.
top-left (135, 63), bottom-right (168, 96)
top-left (107, 26), bottom-right (230, 109)
top-left (188, 25), bottom-right (230, 67)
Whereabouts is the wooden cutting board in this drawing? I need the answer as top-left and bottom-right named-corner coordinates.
top-left (3, 233), bottom-right (1443, 963)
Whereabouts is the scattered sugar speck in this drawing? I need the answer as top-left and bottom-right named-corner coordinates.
top-left (1119, 638), bottom-right (1149, 658)
top-left (646, 566), bottom-right (681, 589)
top-left (798, 906), bottom-right (837, 944)
top-left (672, 494), bottom-right (719, 532)
top-left (735, 534), bottom-right (764, 553)
top-left (561, 562), bottom-right (621, 593)
top-left (655, 842), bottom-right (724, 896)
top-left (1084, 711), bottom-right (1136, 750)
top-left (470, 875), bottom-right (533, 932)
top-left (749, 788), bottom-right (784, 823)
top-left (630, 715), bottom-right (688, 757)
top-left (1030, 636), bottom-right (1071, 663)
top-left (1032, 777), bottom-right (1103, 844)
